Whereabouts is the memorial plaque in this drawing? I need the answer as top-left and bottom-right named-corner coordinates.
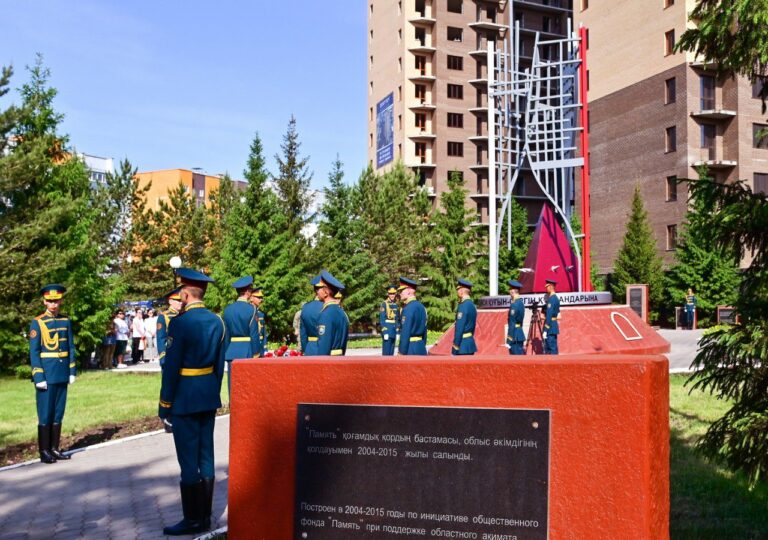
top-left (295, 404), bottom-right (550, 539)
top-left (629, 288), bottom-right (643, 318)
top-left (717, 306), bottom-right (736, 325)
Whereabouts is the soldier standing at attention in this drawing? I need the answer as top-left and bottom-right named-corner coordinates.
top-left (452, 278), bottom-right (477, 355)
top-left (159, 268), bottom-right (226, 536)
top-left (684, 288), bottom-right (697, 330)
top-left (29, 284), bottom-right (76, 464)
top-left (250, 286), bottom-right (267, 357)
top-left (398, 277), bottom-right (428, 356)
top-left (543, 278), bottom-right (561, 355)
top-left (300, 276), bottom-right (325, 355)
top-left (506, 280), bottom-right (526, 355)
top-left (379, 285), bottom-right (400, 356)
top-left (315, 270), bottom-right (349, 356)
top-left (222, 276), bottom-right (259, 398)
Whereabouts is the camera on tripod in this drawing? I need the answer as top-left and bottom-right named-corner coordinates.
top-left (527, 299), bottom-right (541, 311)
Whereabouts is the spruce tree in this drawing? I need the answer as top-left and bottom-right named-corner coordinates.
top-left (274, 115), bottom-right (313, 236)
top-left (497, 197), bottom-right (532, 283)
top-left (610, 185), bottom-right (665, 315)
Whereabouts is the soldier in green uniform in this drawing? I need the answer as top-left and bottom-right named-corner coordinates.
top-left (452, 278), bottom-right (477, 355)
top-left (300, 275), bottom-right (324, 355)
top-left (222, 276), bottom-right (259, 398)
top-left (506, 279), bottom-right (526, 355)
top-left (29, 284), bottom-right (76, 464)
top-left (315, 270), bottom-right (349, 356)
top-left (398, 277), bottom-right (428, 355)
top-left (159, 268), bottom-right (226, 536)
top-left (379, 285), bottom-right (400, 356)
top-left (543, 278), bottom-right (561, 355)
top-left (250, 286), bottom-right (267, 357)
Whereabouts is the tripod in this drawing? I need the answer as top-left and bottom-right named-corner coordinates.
top-left (526, 305), bottom-right (545, 355)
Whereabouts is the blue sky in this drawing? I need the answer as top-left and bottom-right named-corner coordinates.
top-left (1, 1), bottom-right (368, 188)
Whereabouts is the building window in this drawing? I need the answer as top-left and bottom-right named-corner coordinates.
top-left (369, 107), bottom-right (373, 121)
top-left (415, 113), bottom-right (426, 130)
top-left (665, 77), bottom-right (676, 104)
top-left (665, 126), bottom-right (677, 152)
top-left (585, 28), bottom-right (589, 49)
top-left (369, 81), bottom-right (373, 94)
top-left (370, 30), bottom-right (374, 41)
top-left (447, 141), bottom-right (464, 157)
top-left (370, 55), bottom-right (374, 68)
top-left (447, 112), bottom-right (464, 128)
top-left (398, 114), bottom-right (402, 130)
top-left (581, 0), bottom-right (588, 10)
top-left (415, 142), bottom-right (427, 162)
top-left (755, 173), bottom-right (768, 194)
top-left (700, 75), bottom-right (715, 110)
top-left (666, 175), bottom-right (678, 202)
top-left (447, 55), bottom-right (463, 70)
top-left (753, 123), bottom-right (768, 149)
top-left (543, 16), bottom-right (551, 33)
top-left (398, 85), bottom-right (402, 101)
top-left (666, 224), bottom-right (678, 250)
top-left (664, 0), bottom-right (674, 7)
top-left (447, 0), bottom-right (462, 13)
top-left (447, 27), bottom-right (463, 42)
top-left (369, 133), bottom-right (373, 148)
top-left (664, 30), bottom-right (675, 56)
top-left (752, 77), bottom-right (766, 99)
top-left (415, 84), bottom-right (426, 102)
top-left (448, 84), bottom-right (464, 99)
top-left (415, 55), bottom-right (426, 75)
top-left (701, 123), bottom-right (716, 159)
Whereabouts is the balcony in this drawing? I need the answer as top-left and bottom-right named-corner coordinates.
top-left (469, 163), bottom-right (489, 171)
top-left (409, 130), bottom-right (437, 141)
top-left (468, 20), bottom-right (509, 33)
top-left (469, 135), bottom-right (488, 144)
top-left (692, 147), bottom-right (737, 169)
top-left (469, 49), bottom-right (491, 60)
top-left (469, 77), bottom-right (489, 86)
top-left (406, 160), bottom-right (436, 169)
top-left (409, 72), bottom-right (437, 83)
top-left (410, 101), bottom-right (437, 111)
top-left (409, 42), bottom-right (437, 54)
top-left (691, 100), bottom-right (736, 120)
top-left (408, 14), bottom-right (436, 26)
top-left (469, 106), bottom-right (488, 115)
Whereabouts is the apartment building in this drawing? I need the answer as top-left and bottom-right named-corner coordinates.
top-left (574, 0), bottom-right (768, 273)
top-left (367, 0), bottom-right (573, 224)
top-left (134, 169), bottom-right (246, 211)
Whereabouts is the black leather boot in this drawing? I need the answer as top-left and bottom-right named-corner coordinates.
top-left (162, 480), bottom-right (208, 536)
top-left (38, 425), bottom-right (56, 464)
top-left (202, 477), bottom-right (215, 529)
top-left (50, 424), bottom-right (71, 460)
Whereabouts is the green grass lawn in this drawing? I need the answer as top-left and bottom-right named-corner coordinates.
top-left (1, 371), bottom-right (765, 537)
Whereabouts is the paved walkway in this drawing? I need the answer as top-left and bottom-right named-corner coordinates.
top-left (0, 417), bottom-right (230, 540)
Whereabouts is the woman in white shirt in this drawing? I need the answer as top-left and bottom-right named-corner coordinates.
top-left (113, 310), bottom-right (130, 368)
top-left (143, 309), bottom-right (158, 362)
top-left (130, 309), bottom-right (146, 364)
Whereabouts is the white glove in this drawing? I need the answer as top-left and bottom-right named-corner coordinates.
top-left (542, 332), bottom-right (548, 340)
top-left (35, 380), bottom-right (48, 390)
top-left (69, 375), bottom-right (76, 384)
top-left (383, 334), bottom-right (389, 341)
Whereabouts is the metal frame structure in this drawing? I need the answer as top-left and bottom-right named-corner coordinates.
top-left (487, 22), bottom-right (589, 295)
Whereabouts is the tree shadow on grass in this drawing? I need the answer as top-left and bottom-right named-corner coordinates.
top-left (670, 425), bottom-right (768, 540)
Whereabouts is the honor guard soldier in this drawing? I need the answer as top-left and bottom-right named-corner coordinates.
top-left (506, 280), bottom-right (526, 355)
top-left (684, 288), bottom-right (697, 330)
top-left (250, 286), bottom-right (267, 357)
top-left (157, 287), bottom-right (183, 368)
top-left (398, 277), bottom-right (428, 355)
top-left (223, 276), bottom-right (260, 397)
top-left (452, 278), bottom-right (477, 355)
top-left (29, 284), bottom-right (76, 464)
top-left (315, 270), bottom-right (349, 356)
top-left (159, 268), bottom-right (226, 536)
top-left (543, 278), bottom-right (561, 355)
top-left (379, 285), bottom-right (400, 356)
top-left (300, 275), bottom-right (325, 355)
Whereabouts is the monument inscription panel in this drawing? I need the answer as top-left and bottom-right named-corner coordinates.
top-left (294, 404), bottom-right (550, 539)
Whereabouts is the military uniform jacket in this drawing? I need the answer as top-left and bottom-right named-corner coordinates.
top-left (685, 295), bottom-right (696, 312)
top-left (507, 298), bottom-right (526, 344)
top-left (544, 293), bottom-right (560, 335)
top-left (158, 302), bottom-right (226, 418)
top-left (379, 301), bottom-right (401, 339)
top-left (222, 299), bottom-right (258, 360)
top-left (157, 308), bottom-right (178, 365)
top-left (399, 298), bottom-right (428, 355)
top-left (316, 301), bottom-right (349, 356)
top-left (452, 298), bottom-right (478, 355)
top-left (300, 300), bottom-right (323, 355)
top-left (254, 309), bottom-right (267, 356)
top-left (29, 312), bottom-right (76, 385)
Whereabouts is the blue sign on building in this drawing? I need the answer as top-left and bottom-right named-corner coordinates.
top-left (376, 92), bottom-right (394, 168)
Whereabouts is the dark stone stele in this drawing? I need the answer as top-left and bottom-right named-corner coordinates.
top-left (628, 287), bottom-right (643, 319)
top-left (717, 306), bottom-right (736, 325)
top-left (294, 404), bottom-right (550, 539)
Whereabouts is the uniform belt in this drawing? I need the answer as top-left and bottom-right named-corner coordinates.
top-left (462, 332), bottom-right (473, 338)
top-left (180, 366), bottom-right (214, 376)
top-left (330, 349), bottom-right (343, 356)
top-left (231, 337), bottom-right (250, 342)
top-left (409, 336), bottom-right (423, 342)
top-left (307, 336), bottom-right (318, 342)
top-left (384, 319), bottom-right (396, 323)
top-left (515, 324), bottom-right (522, 328)
top-left (40, 351), bottom-right (68, 358)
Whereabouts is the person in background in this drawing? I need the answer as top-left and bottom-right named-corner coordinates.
top-left (144, 308), bottom-right (158, 362)
top-left (506, 280), bottom-right (526, 355)
top-left (222, 276), bottom-right (259, 398)
top-left (250, 287), bottom-right (267, 357)
top-left (300, 276), bottom-right (324, 356)
top-left (379, 285), bottom-right (400, 356)
top-left (29, 284), bottom-right (76, 464)
top-left (130, 309), bottom-right (146, 364)
top-left (101, 317), bottom-right (117, 369)
top-left (451, 278), bottom-right (477, 356)
top-left (113, 310), bottom-right (130, 369)
top-left (684, 288), bottom-right (697, 330)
